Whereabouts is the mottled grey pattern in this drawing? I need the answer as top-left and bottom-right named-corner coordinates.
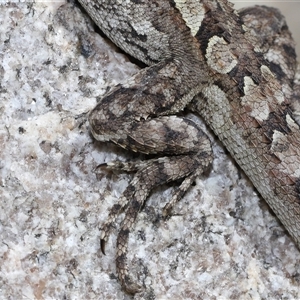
top-left (78, 0), bottom-right (300, 294)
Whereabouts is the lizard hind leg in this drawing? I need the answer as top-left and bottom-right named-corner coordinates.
top-left (102, 146), bottom-right (212, 293)
top-left (98, 116), bottom-right (212, 249)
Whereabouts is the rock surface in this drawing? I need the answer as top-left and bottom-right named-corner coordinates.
top-left (1, 1), bottom-right (300, 299)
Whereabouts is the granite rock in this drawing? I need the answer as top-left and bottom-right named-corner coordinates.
top-left (1, 1), bottom-right (300, 299)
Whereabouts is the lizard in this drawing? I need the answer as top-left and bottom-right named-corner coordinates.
top-left (77, 0), bottom-right (300, 294)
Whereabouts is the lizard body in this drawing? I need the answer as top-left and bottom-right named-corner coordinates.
top-left (78, 0), bottom-right (300, 293)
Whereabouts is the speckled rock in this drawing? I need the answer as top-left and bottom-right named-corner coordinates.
top-left (1, 1), bottom-right (300, 299)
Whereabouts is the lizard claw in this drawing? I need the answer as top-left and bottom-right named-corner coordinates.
top-left (100, 238), bottom-right (106, 255)
top-left (94, 163), bottom-right (107, 172)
